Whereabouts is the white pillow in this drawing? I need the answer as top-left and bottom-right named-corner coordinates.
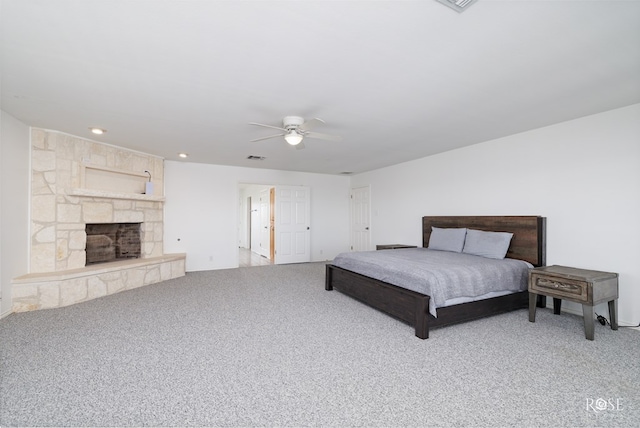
top-left (428, 227), bottom-right (467, 252)
top-left (462, 229), bottom-right (513, 259)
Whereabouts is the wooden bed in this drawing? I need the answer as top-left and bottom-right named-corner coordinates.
top-left (325, 216), bottom-right (546, 339)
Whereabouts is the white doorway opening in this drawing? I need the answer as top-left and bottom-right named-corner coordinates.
top-left (238, 184), bottom-right (311, 265)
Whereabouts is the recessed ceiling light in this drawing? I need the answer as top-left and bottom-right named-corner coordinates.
top-left (89, 127), bottom-right (106, 135)
top-left (178, 153), bottom-right (189, 158)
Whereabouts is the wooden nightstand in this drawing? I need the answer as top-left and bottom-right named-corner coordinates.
top-left (528, 265), bottom-right (618, 340)
top-left (375, 244), bottom-right (418, 250)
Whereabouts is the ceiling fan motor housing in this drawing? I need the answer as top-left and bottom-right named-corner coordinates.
top-left (283, 116), bottom-right (305, 130)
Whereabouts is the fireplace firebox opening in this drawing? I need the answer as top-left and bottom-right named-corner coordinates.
top-left (85, 223), bottom-right (142, 265)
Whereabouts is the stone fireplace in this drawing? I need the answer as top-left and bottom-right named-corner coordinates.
top-left (11, 129), bottom-right (186, 312)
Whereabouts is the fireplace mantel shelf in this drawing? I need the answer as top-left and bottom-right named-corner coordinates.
top-left (69, 188), bottom-right (165, 202)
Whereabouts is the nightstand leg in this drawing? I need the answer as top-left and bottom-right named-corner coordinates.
top-left (608, 300), bottom-right (618, 330)
top-left (528, 292), bottom-right (537, 322)
top-left (553, 298), bottom-right (562, 315)
top-left (582, 305), bottom-right (595, 340)
top-left (536, 295), bottom-right (547, 308)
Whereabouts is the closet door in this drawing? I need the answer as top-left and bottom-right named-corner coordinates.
top-left (350, 185), bottom-right (371, 251)
top-left (274, 186), bottom-right (310, 264)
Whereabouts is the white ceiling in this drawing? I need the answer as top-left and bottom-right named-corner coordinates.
top-left (2, 0), bottom-right (639, 175)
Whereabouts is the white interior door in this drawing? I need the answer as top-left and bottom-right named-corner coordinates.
top-left (350, 185), bottom-right (371, 252)
top-left (274, 186), bottom-right (310, 264)
top-left (258, 188), bottom-right (270, 258)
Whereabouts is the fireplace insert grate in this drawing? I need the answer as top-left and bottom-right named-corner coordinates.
top-left (85, 223), bottom-right (141, 265)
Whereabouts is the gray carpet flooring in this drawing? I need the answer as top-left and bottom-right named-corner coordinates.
top-left (1, 262), bottom-right (638, 427)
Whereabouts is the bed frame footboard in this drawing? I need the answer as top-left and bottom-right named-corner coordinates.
top-left (326, 264), bottom-right (430, 338)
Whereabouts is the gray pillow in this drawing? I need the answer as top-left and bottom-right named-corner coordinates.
top-left (428, 227), bottom-right (467, 252)
top-left (462, 229), bottom-right (513, 259)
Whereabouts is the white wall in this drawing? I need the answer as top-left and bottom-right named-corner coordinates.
top-left (0, 111), bottom-right (30, 318)
top-left (350, 104), bottom-right (640, 326)
top-left (164, 162), bottom-right (351, 271)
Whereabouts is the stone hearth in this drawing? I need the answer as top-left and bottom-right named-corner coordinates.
top-left (12, 255), bottom-right (185, 312)
top-left (11, 129), bottom-right (185, 312)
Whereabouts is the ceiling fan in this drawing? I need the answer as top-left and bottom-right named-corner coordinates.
top-left (249, 116), bottom-right (342, 149)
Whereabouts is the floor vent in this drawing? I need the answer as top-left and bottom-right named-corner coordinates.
top-left (435, 0), bottom-right (478, 13)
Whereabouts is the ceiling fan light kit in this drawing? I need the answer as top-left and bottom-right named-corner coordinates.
top-left (284, 131), bottom-right (303, 146)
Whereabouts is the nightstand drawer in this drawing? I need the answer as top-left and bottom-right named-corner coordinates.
top-left (376, 244), bottom-right (417, 250)
top-left (530, 273), bottom-right (588, 302)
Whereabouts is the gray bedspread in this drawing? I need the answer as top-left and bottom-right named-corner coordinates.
top-left (332, 248), bottom-right (532, 317)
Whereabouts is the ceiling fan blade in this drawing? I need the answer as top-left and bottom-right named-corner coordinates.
top-left (294, 142), bottom-right (306, 150)
top-left (299, 118), bottom-right (325, 131)
top-left (250, 133), bottom-right (285, 142)
top-left (249, 122), bottom-right (287, 132)
top-left (305, 131), bottom-right (342, 142)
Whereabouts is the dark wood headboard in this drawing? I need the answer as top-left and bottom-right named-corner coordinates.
top-left (422, 216), bottom-right (546, 267)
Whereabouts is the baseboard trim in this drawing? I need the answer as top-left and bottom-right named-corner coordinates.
top-left (1, 307), bottom-right (13, 319)
top-left (546, 302), bottom-right (639, 330)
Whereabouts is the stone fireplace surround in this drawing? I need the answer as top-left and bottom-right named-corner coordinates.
top-left (11, 129), bottom-right (185, 312)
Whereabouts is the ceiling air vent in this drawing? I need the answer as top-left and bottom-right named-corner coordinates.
top-left (247, 155), bottom-right (266, 161)
top-left (435, 0), bottom-right (478, 13)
